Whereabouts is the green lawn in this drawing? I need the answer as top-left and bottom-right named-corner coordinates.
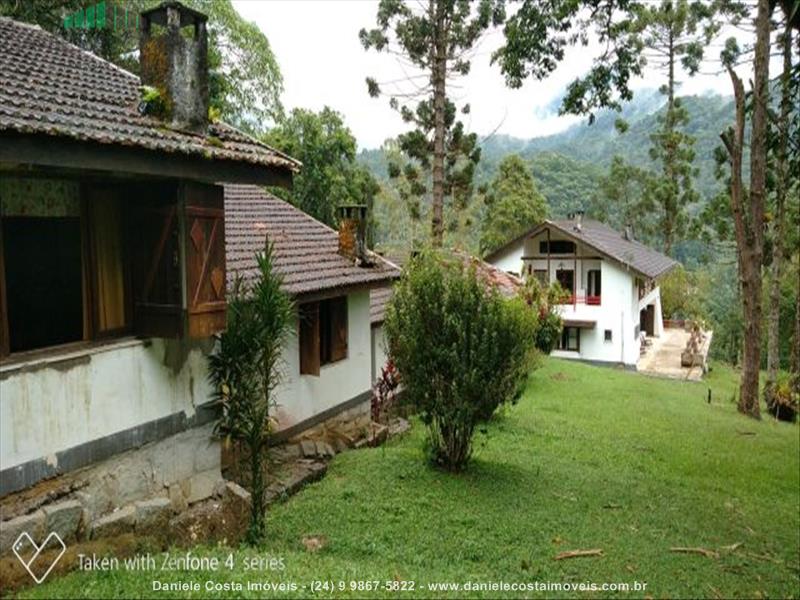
top-left (21, 359), bottom-right (800, 599)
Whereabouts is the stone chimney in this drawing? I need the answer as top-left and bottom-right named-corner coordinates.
top-left (623, 224), bottom-right (635, 241)
top-left (338, 205), bottom-right (371, 267)
top-left (139, 2), bottom-right (208, 132)
top-left (570, 209), bottom-right (584, 233)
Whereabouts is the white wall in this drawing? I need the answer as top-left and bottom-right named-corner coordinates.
top-left (555, 260), bottom-right (640, 366)
top-left (491, 245), bottom-right (524, 275)
top-left (1, 289), bottom-right (376, 473)
top-left (0, 339), bottom-right (211, 471)
top-left (487, 230), bottom-right (642, 367)
top-left (371, 324), bottom-right (389, 383)
top-left (272, 289), bottom-right (372, 430)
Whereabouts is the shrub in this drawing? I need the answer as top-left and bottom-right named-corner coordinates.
top-left (766, 371), bottom-right (798, 423)
top-left (518, 277), bottom-right (565, 354)
top-left (384, 250), bottom-right (538, 471)
top-left (208, 240), bottom-right (295, 543)
top-left (371, 359), bottom-right (401, 424)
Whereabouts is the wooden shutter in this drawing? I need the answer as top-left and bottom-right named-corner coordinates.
top-left (329, 296), bottom-right (348, 362)
top-left (299, 302), bottom-right (320, 376)
top-left (129, 187), bottom-right (183, 338)
top-left (183, 182), bottom-right (226, 338)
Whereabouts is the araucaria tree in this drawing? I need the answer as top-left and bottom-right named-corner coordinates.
top-left (634, 0), bottom-right (716, 255)
top-left (208, 241), bottom-right (295, 541)
top-left (360, 0), bottom-right (505, 246)
top-left (480, 154), bottom-right (547, 256)
top-left (385, 251), bottom-right (538, 471)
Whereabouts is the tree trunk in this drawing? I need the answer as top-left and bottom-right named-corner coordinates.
top-left (765, 24), bottom-right (793, 407)
top-left (738, 0), bottom-right (772, 419)
top-left (792, 258), bottom-right (800, 398)
top-left (430, 0), bottom-right (447, 246)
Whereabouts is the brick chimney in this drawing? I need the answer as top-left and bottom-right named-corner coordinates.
top-left (139, 2), bottom-right (208, 132)
top-left (338, 205), bottom-right (372, 267)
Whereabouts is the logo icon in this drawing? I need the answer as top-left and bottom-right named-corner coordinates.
top-left (12, 531), bottom-right (66, 584)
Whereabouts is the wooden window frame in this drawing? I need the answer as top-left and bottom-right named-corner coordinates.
top-left (298, 295), bottom-right (349, 376)
top-left (539, 240), bottom-right (575, 254)
top-left (0, 184), bottom-right (134, 362)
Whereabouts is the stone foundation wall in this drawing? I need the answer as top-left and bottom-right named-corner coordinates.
top-left (0, 423), bottom-right (223, 556)
top-left (288, 400), bottom-right (372, 446)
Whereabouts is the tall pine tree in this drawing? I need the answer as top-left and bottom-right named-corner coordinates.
top-left (360, 0), bottom-right (505, 247)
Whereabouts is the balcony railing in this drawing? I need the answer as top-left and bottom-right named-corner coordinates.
top-left (557, 294), bottom-right (602, 306)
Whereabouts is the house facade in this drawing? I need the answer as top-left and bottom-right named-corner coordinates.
top-left (224, 185), bottom-right (399, 442)
top-left (0, 3), bottom-right (395, 549)
top-left (486, 213), bottom-right (677, 368)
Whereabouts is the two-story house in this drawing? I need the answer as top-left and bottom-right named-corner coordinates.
top-left (485, 213), bottom-right (678, 368)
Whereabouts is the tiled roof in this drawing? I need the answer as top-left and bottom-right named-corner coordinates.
top-left (370, 286), bottom-right (394, 325)
top-left (0, 17), bottom-right (299, 172)
top-left (224, 184), bottom-right (400, 296)
top-left (551, 219), bottom-right (678, 279)
top-left (485, 219), bottom-right (678, 279)
top-left (455, 252), bottom-right (524, 298)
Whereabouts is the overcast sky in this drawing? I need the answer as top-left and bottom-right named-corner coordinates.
top-left (232, 0), bottom-right (762, 150)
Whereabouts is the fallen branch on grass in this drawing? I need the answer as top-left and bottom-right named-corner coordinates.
top-left (554, 549), bottom-right (603, 560)
top-left (670, 546), bottom-right (719, 558)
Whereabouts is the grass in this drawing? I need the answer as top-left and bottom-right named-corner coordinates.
top-left (20, 359), bottom-right (800, 599)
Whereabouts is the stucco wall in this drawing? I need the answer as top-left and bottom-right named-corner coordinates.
top-left (1, 289), bottom-right (374, 480)
top-left (272, 289), bottom-right (372, 431)
top-left (371, 324), bottom-right (389, 383)
top-left (0, 339), bottom-right (212, 472)
top-left (488, 232), bottom-right (643, 366)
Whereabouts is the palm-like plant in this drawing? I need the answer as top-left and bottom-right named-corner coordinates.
top-left (208, 239), bottom-right (294, 543)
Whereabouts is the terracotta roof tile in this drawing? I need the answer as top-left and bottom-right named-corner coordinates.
top-left (224, 184), bottom-right (400, 296)
top-left (0, 17), bottom-right (299, 171)
top-left (370, 286), bottom-right (394, 324)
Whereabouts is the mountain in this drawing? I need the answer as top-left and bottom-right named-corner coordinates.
top-left (359, 89), bottom-right (736, 250)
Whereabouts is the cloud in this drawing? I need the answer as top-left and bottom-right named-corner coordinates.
top-left (233, 1), bottom-right (768, 149)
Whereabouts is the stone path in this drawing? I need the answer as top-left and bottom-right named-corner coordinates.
top-left (637, 327), bottom-right (707, 381)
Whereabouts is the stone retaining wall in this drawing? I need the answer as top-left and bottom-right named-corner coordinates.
top-left (0, 423), bottom-right (223, 556)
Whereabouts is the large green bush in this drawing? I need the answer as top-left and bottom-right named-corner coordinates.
top-left (385, 250), bottom-right (538, 471)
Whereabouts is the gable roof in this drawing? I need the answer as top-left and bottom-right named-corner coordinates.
top-left (485, 218), bottom-right (678, 279)
top-left (224, 184), bottom-right (400, 297)
top-left (0, 17), bottom-right (299, 174)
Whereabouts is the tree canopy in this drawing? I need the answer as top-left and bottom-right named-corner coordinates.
top-left (479, 155), bottom-right (547, 256)
top-left (263, 107), bottom-right (379, 234)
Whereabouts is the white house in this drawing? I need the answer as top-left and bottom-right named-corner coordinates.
top-left (224, 185), bottom-right (400, 442)
top-left (485, 213), bottom-right (678, 368)
top-left (0, 3), bottom-right (397, 549)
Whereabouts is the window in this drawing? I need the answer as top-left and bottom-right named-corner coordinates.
top-left (587, 269), bottom-right (601, 298)
top-left (3, 217), bottom-right (84, 352)
top-left (0, 178), bottom-right (227, 360)
top-left (539, 240), bottom-right (575, 254)
top-left (0, 179), bottom-right (131, 356)
top-left (555, 269), bottom-right (574, 294)
top-left (604, 329), bottom-right (612, 342)
top-left (299, 296), bottom-right (348, 375)
top-left (557, 327), bottom-right (580, 352)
